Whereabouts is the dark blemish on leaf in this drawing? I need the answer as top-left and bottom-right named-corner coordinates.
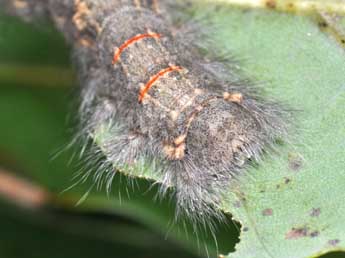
top-left (310, 231), bottom-right (319, 238)
top-left (288, 153), bottom-right (303, 172)
top-left (286, 225), bottom-right (321, 239)
top-left (259, 189), bottom-right (265, 193)
top-left (318, 21), bottom-right (328, 28)
top-left (276, 184), bottom-right (280, 189)
top-left (286, 226), bottom-right (309, 239)
top-left (284, 177), bottom-right (291, 184)
top-left (262, 208), bottom-right (273, 216)
top-left (243, 227), bottom-right (249, 232)
top-left (310, 208), bottom-right (321, 217)
top-left (265, 0), bottom-right (276, 9)
top-left (328, 239), bottom-right (340, 246)
top-left (238, 192), bottom-right (247, 202)
top-left (341, 39), bottom-right (345, 44)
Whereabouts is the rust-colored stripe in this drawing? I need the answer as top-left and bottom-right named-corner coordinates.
top-left (138, 65), bottom-right (183, 103)
top-left (112, 33), bottom-right (162, 64)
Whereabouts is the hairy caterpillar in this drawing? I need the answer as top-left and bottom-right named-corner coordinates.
top-left (3, 0), bottom-right (288, 224)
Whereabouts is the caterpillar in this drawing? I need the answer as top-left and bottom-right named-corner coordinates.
top-left (3, 0), bottom-right (288, 224)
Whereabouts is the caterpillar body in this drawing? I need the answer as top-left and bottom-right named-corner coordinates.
top-left (4, 0), bottom-right (288, 223)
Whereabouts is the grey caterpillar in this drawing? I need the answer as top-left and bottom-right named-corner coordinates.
top-left (4, 0), bottom-right (288, 224)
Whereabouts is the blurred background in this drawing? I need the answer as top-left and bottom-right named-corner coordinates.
top-left (0, 9), bottom-right (344, 258)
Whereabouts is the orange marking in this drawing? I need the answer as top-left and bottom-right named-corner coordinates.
top-left (112, 33), bottom-right (162, 64)
top-left (138, 66), bottom-right (183, 103)
top-left (223, 92), bottom-right (243, 103)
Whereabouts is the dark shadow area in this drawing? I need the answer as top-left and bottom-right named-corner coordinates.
top-left (320, 252), bottom-right (345, 258)
top-left (0, 199), bottom-right (199, 258)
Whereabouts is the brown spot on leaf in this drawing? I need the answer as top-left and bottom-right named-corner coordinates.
top-left (262, 208), bottom-right (273, 216)
top-left (286, 226), bottom-right (309, 239)
top-left (286, 225), bottom-right (321, 239)
top-left (288, 153), bottom-right (303, 172)
top-left (284, 177), bottom-right (291, 184)
top-left (310, 231), bottom-right (319, 238)
top-left (328, 239), bottom-right (340, 246)
top-left (310, 208), bottom-right (321, 217)
top-left (243, 227), bottom-right (249, 232)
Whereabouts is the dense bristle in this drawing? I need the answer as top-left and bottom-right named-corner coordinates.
top-left (2, 0), bottom-right (290, 226)
top-left (74, 2), bottom-right (289, 223)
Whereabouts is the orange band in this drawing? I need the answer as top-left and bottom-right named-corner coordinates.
top-left (138, 66), bottom-right (183, 103)
top-left (112, 33), bottom-right (162, 64)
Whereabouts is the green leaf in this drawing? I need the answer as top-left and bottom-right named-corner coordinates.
top-left (203, 5), bottom-right (345, 258)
